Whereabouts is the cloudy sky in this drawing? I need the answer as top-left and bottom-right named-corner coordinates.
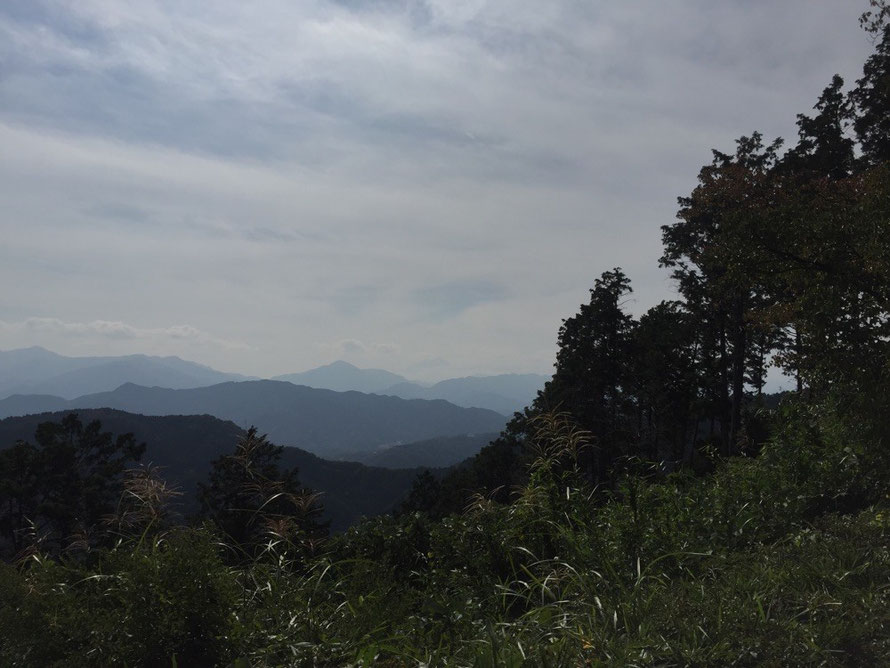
top-left (0, 1), bottom-right (877, 380)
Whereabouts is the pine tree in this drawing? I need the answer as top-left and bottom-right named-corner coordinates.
top-left (198, 427), bottom-right (327, 559)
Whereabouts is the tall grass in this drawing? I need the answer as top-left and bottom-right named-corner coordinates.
top-left (1, 399), bottom-right (889, 665)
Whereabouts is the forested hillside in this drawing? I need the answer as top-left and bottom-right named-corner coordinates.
top-left (1, 5), bottom-right (890, 666)
top-left (0, 381), bottom-right (507, 457)
top-left (0, 409), bottom-right (424, 531)
top-left (342, 432), bottom-right (498, 469)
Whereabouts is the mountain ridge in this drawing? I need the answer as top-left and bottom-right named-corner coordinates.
top-left (0, 380), bottom-right (508, 458)
top-left (379, 373), bottom-right (547, 415)
top-left (273, 360), bottom-right (408, 394)
top-left (275, 361), bottom-right (548, 414)
top-left (1, 346), bottom-right (547, 414)
top-left (0, 409), bottom-right (425, 531)
top-left (0, 346), bottom-right (252, 399)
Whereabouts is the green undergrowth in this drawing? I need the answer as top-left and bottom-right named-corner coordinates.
top-left (2, 401), bottom-right (889, 666)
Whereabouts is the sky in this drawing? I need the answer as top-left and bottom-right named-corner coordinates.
top-left (0, 1), bottom-right (878, 381)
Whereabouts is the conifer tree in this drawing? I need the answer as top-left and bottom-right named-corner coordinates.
top-left (199, 427), bottom-right (326, 559)
top-left (0, 414), bottom-right (144, 556)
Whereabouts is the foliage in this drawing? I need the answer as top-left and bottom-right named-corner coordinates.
top-left (0, 529), bottom-right (241, 667)
top-left (2, 6), bottom-right (890, 665)
top-left (198, 427), bottom-right (327, 562)
top-left (2, 397), bottom-right (889, 665)
top-left (0, 413), bottom-right (144, 558)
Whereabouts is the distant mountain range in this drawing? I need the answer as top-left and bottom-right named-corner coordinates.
top-left (274, 360), bottom-right (407, 394)
top-left (382, 375), bottom-right (547, 416)
top-left (0, 380), bottom-right (507, 458)
top-left (0, 347), bottom-right (548, 414)
top-left (0, 350), bottom-right (528, 528)
top-left (275, 360), bottom-right (548, 414)
top-left (0, 346), bottom-right (251, 399)
top-left (0, 409), bottom-right (424, 531)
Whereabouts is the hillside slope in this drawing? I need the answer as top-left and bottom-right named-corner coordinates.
top-left (0, 381), bottom-right (508, 458)
top-left (343, 432), bottom-right (498, 469)
top-left (0, 409), bottom-right (423, 530)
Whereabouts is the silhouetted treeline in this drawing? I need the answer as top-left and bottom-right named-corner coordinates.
top-left (404, 15), bottom-right (890, 517)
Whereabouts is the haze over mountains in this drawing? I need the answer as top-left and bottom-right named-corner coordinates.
top-left (274, 361), bottom-right (407, 395)
top-left (383, 374), bottom-right (547, 416)
top-left (278, 360), bottom-right (548, 414)
top-left (0, 348), bottom-right (547, 415)
top-left (0, 346), bottom-right (251, 399)
top-left (344, 432), bottom-right (499, 469)
top-left (0, 380), bottom-right (506, 458)
top-left (0, 347), bottom-right (539, 476)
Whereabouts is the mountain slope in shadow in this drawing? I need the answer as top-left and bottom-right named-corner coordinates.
top-left (0, 409), bottom-right (425, 531)
top-left (0, 380), bottom-right (508, 458)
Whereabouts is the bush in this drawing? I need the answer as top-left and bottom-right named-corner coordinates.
top-left (0, 528), bottom-right (240, 667)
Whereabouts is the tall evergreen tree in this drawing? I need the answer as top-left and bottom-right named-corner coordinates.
top-left (631, 301), bottom-right (700, 464)
top-left (661, 133), bottom-right (782, 454)
top-left (853, 4), bottom-right (890, 165)
top-left (541, 268), bottom-right (636, 480)
top-left (0, 414), bottom-right (144, 557)
top-left (781, 75), bottom-right (855, 180)
top-left (199, 428), bottom-right (327, 559)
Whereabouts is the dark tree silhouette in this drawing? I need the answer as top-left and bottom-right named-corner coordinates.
top-left (199, 427), bottom-right (327, 559)
top-left (0, 414), bottom-right (144, 557)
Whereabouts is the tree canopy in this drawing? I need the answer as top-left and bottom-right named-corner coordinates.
top-left (198, 426), bottom-right (327, 560)
top-left (0, 414), bottom-right (144, 558)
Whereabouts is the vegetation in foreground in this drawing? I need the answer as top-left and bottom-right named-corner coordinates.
top-left (1, 399), bottom-right (889, 666)
top-left (2, 4), bottom-right (890, 665)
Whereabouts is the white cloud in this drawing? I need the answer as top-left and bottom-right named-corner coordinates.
top-left (0, 1), bottom-right (878, 379)
top-left (0, 318), bottom-right (249, 351)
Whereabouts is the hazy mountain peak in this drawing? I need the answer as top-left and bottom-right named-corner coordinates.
top-left (273, 361), bottom-right (407, 394)
top-left (0, 347), bottom-right (252, 400)
top-left (324, 360), bottom-right (360, 370)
